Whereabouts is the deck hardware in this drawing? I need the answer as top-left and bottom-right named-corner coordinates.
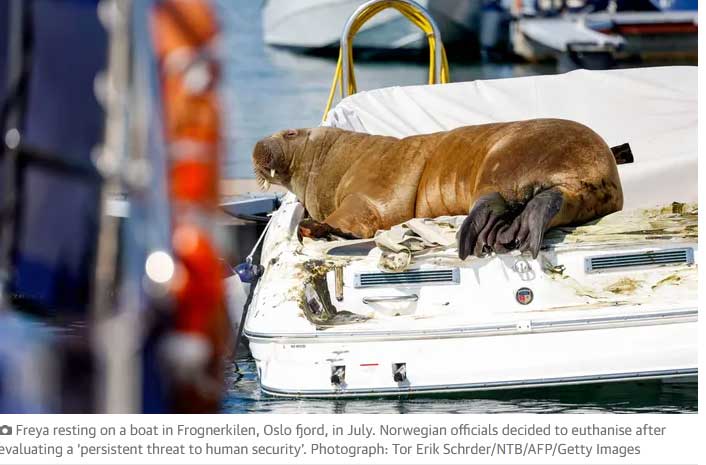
top-left (334, 266), bottom-right (344, 301)
top-left (363, 294), bottom-right (419, 305)
top-left (515, 287), bottom-right (534, 305)
top-left (323, 0), bottom-right (449, 121)
top-left (513, 258), bottom-right (531, 274)
top-left (512, 257), bottom-right (535, 280)
top-left (355, 268), bottom-right (459, 288)
top-left (339, 0), bottom-right (445, 95)
top-left (516, 321), bottom-right (532, 332)
top-left (330, 365), bottom-right (346, 385)
top-left (585, 247), bottom-right (694, 273)
top-left (392, 363), bottom-right (407, 382)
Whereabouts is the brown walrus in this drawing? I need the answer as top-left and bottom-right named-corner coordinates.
top-left (252, 119), bottom-right (623, 259)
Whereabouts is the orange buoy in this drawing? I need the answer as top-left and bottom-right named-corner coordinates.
top-left (150, 0), bottom-right (229, 413)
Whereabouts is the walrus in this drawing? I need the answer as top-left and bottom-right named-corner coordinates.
top-left (252, 119), bottom-right (623, 259)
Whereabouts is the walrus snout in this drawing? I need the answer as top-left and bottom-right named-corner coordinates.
top-left (252, 137), bottom-right (287, 189)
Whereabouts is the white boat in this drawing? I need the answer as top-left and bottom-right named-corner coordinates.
top-left (262, 0), bottom-right (481, 51)
top-left (511, 7), bottom-right (698, 65)
top-left (243, 65), bottom-right (697, 397)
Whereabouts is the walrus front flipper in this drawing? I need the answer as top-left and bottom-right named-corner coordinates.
top-left (496, 188), bottom-right (564, 259)
top-left (324, 194), bottom-right (383, 239)
top-left (299, 219), bottom-right (359, 240)
top-left (300, 219), bottom-right (335, 238)
top-left (458, 193), bottom-right (511, 260)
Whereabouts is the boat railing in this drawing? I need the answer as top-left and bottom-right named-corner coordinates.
top-left (322, 0), bottom-right (450, 122)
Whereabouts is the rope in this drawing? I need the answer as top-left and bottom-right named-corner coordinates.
top-left (322, 1), bottom-right (450, 122)
top-left (244, 213), bottom-right (273, 264)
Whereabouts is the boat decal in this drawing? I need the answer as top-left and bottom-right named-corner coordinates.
top-left (516, 287), bottom-right (534, 305)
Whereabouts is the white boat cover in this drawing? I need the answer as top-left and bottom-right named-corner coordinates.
top-left (323, 66), bottom-right (697, 210)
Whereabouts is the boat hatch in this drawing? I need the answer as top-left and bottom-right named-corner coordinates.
top-left (328, 240), bottom-right (377, 256)
top-left (354, 268), bottom-right (460, 288)
top-left (585, 247), bottom-right (694, 273)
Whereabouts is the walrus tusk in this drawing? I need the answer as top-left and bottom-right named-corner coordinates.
top-left (270, 169), bottom-right (276, 177)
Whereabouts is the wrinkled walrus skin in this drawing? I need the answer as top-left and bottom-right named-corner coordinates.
top-left (252, 119), bottom-right (623, 259)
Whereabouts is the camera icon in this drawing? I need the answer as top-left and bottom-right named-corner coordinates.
top-left (0, 425), bottom-right (12, 436)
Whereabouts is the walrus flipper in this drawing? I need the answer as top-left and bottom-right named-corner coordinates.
top-left (299, 218), bottom-right (359, 240)
top-left (323, 194), bottom-right (383, 239)
top-left (496, 188), bottom-right (564, 258)
top-left (458, 193), bottom-right (512, 260)
top-left (458, 189), bottom-right (564, 260)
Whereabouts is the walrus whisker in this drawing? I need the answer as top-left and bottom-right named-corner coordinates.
top-left (254, 171), bottom-right (271, 191)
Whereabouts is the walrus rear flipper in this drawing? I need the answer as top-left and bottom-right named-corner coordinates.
top-left (497, 189), bottom-right (564, 258)
top-left (458, 193), bottom-right (512, 260)
top-left (459, 189), bottom-right (564, 260)
top-left (610, 143), bottom-right (634, 165)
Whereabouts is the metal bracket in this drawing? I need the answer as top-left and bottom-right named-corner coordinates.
top-left (339, 0), bottom-right (443, 96)
top-left (363, 294), bottom-right (418, 305)
top-left (516, 321), bottom-right (532, 333)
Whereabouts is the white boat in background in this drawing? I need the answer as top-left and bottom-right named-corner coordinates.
top-left (509, 1), bottom-right (698, 66)
top-left (243, 65), bottom-right (697, 398)
top-left (262, 0), bottom-right (481, 52)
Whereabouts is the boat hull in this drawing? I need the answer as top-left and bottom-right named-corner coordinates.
top-left (262, 0), bottom-right (480, 51)
top-left (264, 0), bottom-right (427, 50)
top-left (247, 310), bottom-right (697, 398)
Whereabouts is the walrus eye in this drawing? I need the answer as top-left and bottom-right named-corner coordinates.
top-left (284, 129), bottom-right (298, 139)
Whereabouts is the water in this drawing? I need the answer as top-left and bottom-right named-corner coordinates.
top-left (216, 1), bottom-right (697, 413)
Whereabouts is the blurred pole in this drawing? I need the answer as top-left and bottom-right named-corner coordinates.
top-left (92, 0), bottom-right (130, 322)
top-left (0, 0), bottom-right (30, 309)
top-left (92, 0), bottom-right (138, 414)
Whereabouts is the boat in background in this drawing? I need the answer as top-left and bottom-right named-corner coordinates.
top-left (262, 0), bottom-right (481, 55)
top-left (508, 0), bottom-right (697, 68)
top-left (649, 0), bottom-right (697, 10)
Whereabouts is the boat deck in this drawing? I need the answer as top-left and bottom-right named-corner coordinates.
top-left (245, 197), bottom-right (697, 338)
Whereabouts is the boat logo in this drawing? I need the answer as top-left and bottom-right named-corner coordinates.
top-left (516, 287), bottom-right (533, 305)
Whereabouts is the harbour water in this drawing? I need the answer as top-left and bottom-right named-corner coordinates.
top-left (216, 1), bottom-right (697, 413)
